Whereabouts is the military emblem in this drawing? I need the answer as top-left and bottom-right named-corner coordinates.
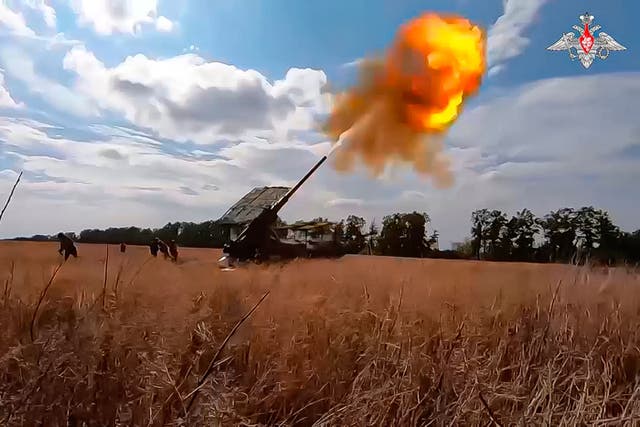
top-left (547, 12), bottom-right (626, 69)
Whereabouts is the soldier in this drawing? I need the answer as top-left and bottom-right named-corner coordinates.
top-left (157, 239), bottom-right (170, 259)
top-left (150, 238), bottom-right (159, 257)
top-left (57, 232), bottom-right (78, 261)
top-left (168, 239), bottom-right (179, 262)
top-left (120, 242), bottom-right (126, 253)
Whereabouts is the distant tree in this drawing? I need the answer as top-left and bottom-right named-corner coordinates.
top-left (619, 230), bottom-right (640, 264)
top-left (75, 220), bottom-right (228, 248)
top-left (470, 209), bottom-right (491, 259)
top-left (365, 219), bottom-right (379, 255)
top-left (541, 208), bottom-right (577, 262)
top-left (453, 238), bottom-right (475, 258)
top-left (509, 209), bottom-right (540, 261)
top-left (342, 215), bottom-right (367, 254)
top-left (498, 217), bottom-right (517, 261)
top-left (574, 206), bottom-right (600, 259)
top-left (378, 211), bottom-right (433, 258)
top-left (594, 210), bottom-right (620, 264)
top-left (404, 212), bottom-right (432, 257)
top-left (378, 214), bottom-right (403, 256)
top-left (427, 229), bottom-right (439, 251)
top-left (156, 222), bottom-right (181, 242)
top-left (486, 210), bottom-right (508, 260)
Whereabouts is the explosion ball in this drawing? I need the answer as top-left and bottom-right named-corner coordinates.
top-left (323, 13), bottom-right (486, 187)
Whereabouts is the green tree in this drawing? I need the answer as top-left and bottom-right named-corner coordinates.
top-left (541, 208), bottom-right (577, 262)
top-left (454, 238), bottom-right (475, 258)
top-left (619, 230), bottom-right (640, 264)
top-left (342, 215), bottom-right (367, 254)
top-left (509, 209), bottom-right (540, 261)
top-left (471, 209), bottom-right (491, 259)
top-left (378, 214), bottom-right (403, 256)
top-left (594, 210), bottom-right (620, 254)
top-left (364, 218), bottom-right (379, 255)
top-left (487, 210), bottom-right (508, 260)
top-left (378, 212), bottom-right (434, 258)
top-left (574, 206), bottom-right (600, 258)
top-left (157, 222), bottom-right (181, 242)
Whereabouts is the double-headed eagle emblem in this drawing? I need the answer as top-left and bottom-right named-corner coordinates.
top-left (547, 12), bottom-right (626, 69)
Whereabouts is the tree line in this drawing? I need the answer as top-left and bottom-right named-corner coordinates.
top-left (12, 205), bottom-right (640, 265)
top-left (465, 207), bottom-right (640, 265)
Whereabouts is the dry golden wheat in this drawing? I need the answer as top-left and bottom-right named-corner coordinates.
top-left (1, 241), bottom-right (639, 426)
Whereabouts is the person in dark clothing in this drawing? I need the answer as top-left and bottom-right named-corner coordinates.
top-left (120, 242), bottom-right (126, 253)
top-left (168, 240), bottom-right (178, 262)
top-left (150, 238), bottom-right (159, 257)
top-left (157, 239), bottom-right (170, 259)
top-left (57, 232), bottom-right (78, 261)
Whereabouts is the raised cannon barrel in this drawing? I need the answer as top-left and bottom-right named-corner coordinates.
top-left (219, 155), bottom-right (328, 265)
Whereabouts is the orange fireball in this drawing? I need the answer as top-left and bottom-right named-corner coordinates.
top-left (323, 12), bottom-right (486, 185)
top-left (386, 13), bottom-right (485, 131)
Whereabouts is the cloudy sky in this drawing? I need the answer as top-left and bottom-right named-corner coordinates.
top-left (0, 0), bottom-right (637, 248)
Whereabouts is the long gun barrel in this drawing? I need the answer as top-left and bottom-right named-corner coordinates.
top-left (227, 155), bottom-right (328, 253)
top-left (271, 155), bottom-right (328, 214)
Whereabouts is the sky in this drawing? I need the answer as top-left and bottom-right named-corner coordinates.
top-left (0, 0), bottom-right (638, 249)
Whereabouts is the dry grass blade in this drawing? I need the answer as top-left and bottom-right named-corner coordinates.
top-left (126, 256), bottom-right (152, 288)
top-left (101, 244), bottom-right (109, 310)
top-left (0, 170), bottom-right (22, 226)
top-left (435, 321), bottom-right (465, 392)
top-left (479, 391), bottom-right (504, 427)
top-left (29, 261), bottom-right (64, 341)
top-left (185, 290), bottom-right (271, 414)
top-left (3, 260), bottom-right (15, 306)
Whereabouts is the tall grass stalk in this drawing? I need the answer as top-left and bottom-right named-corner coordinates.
top-left (0, 170), bottom-right (22, 225)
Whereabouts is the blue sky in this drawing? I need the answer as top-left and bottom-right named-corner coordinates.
top-left (0, 0), bottom-right (638, 248)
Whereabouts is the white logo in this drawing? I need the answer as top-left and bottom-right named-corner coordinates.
top-left (547, 12), bottom-right (626, 69)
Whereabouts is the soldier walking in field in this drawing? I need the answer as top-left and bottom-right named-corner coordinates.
top-left (168, 239), bottom-right (179, 262)
top-left (157, 239), bottom-right (170, 259)
top-left (150, 238), bottom-right (159, 257)
top-left (57, 232), bottom-right (78, 261)
top-left (120, 242), bottom-right (126, 253)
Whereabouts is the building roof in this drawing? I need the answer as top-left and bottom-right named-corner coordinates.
top-left (217, 186), bottom-right (290, 225)
top-left (276, 221), bottom-right (336, 231)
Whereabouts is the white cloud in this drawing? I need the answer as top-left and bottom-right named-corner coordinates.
top-left (155, 15), bottom-right (173, 32)
top-left (0, 2), bottom-right (36, 36)
top-left (0, 46), bottom-right (97, 117)
top-left (0, 118), bottom-right (329, 237)
top-left (183, 45), bottom-right (200, 53)
top-left (325, 198), bottom-right (365, 208)
top-left (341, 58), bottom-right (363, 69)
top-left (62, 45), bottom-right (332, 143)
top-left (486, 0), bottom-right (549, 75)
top-left (0, 2), bottom-right (79, 51)
top-left (0, 69), bottom-right (22, 108)
top-left (487, 64), bottom-right (505, 77)
top-left (70, 0), bottom-right (175, 35)
top-left (24, 0), bottom-right (56, 28)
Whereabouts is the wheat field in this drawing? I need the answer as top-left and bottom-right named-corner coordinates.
top-left (1, 241), bottom-right (640, 426)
